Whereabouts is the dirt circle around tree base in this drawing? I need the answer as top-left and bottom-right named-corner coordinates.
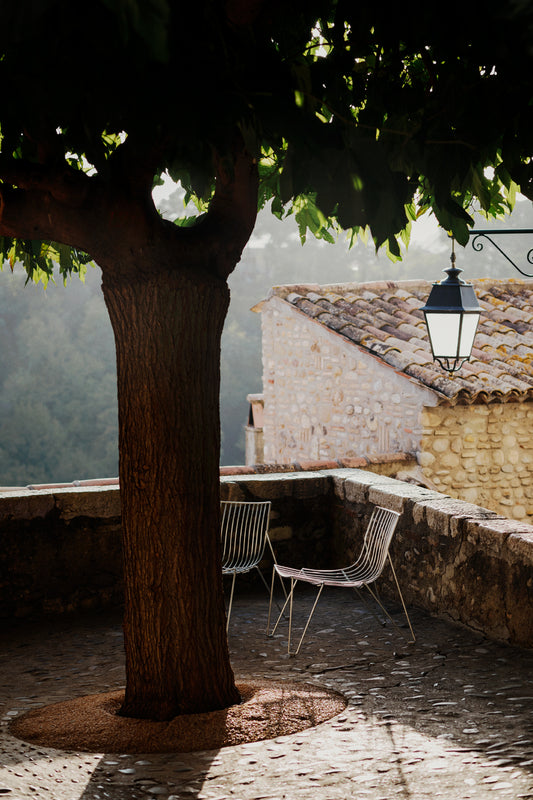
top-left (10, 680), bottom-right (347, 754)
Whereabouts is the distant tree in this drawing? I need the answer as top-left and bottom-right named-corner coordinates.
top-left (0, 267), bottom-right (117, 485)
top-left (0, 1), bottom-right (532, 721)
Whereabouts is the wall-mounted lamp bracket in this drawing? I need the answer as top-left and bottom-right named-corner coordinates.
top-left (469, 229), bottom-right (533, 277)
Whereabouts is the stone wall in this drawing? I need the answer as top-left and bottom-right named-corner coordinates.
top-left (329, 469), bottom-right (533, 648)
top-left (1, 471), bottom-right (532, 650)
top-left (0, 486), bottom-right (122, 618)
top-left (419, 402), bottom-right (533, 521)
top-left (260, 296), bottom-right (437, 464)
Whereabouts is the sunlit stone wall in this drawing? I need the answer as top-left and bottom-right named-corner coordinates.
top-left (260, 296), bottom-right (437, 464)
top-left (419, 403), bottom-right (533, 522)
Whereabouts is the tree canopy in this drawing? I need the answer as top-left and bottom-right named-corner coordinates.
top-left (1, 0), bottom-right (532, 281)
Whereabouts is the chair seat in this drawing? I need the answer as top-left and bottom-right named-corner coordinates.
top-left (268, 505), bottom-right (415, 655)
top-left (223, 564), bottom-right (260, 575)
top-left (275, 564), bottom-right (377, 588)
top-left (274, 564), bottom-right (359, 588)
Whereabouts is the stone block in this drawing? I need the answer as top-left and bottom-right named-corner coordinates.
top-left (411, 496), bottom-right (481, 534)
top-left (0, 491), bottom-right (56, 521)
top-left (268, 525), bottom-right (293, 542)
top-left (54, 487), bottom-right (121, 522)
top-left (421, 409), bottom-right (442, 427)
top-left (367, 487), bottom-right (405, 512)
top-left (227, 472), bottom-right (328, 499)
top-left (219, 481), bottom-right (248, 501)
top-left (464, 518), bottom-right (508, 555)
top-left (507, 531), bottom-right (533, 561)
top-left (418, 452), bottom-right (435, 467)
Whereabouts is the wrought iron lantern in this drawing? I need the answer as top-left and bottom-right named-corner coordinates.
top-left (421, 243), bottom-right (481, 374)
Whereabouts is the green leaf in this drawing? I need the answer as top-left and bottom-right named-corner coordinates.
top-left (385, 236), bottom-right (402, 261)
top-left (173, 216), bottom-right (200, 228)
top-left (271, 197), bottom-right (285, 219)
top-left (405, 202), bottom-right (417, 222)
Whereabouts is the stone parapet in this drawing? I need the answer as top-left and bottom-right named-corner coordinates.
top-left (0, 471), bottom-right (531, 649)
top-left (0, 485), bottom-right (122, 618)
top-left (220, 452), bottom-right (415, 477)
top-left (329, 469), bottom-right (533, 648)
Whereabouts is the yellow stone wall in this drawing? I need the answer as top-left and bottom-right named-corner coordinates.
top-left (419, 403), bottom-right (533, 521)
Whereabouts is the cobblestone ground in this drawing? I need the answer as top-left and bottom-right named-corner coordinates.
top-left (1, 588), bottom-right (533, 800)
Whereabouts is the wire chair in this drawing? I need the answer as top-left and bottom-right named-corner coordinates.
top-left (267, 505), bottom-right (415, 655)
top-left (221, 500), bottom-right (274, 631)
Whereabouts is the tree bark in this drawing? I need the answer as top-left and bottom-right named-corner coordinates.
top-left (102, 258), bottom-right (240, 720)
top-left (0, 135), bottom-right (258, 722)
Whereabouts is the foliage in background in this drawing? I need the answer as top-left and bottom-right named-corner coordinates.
top-left (0, 267), bottom-right (117, 484)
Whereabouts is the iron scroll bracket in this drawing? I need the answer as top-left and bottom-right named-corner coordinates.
top-left (468, 229), bottom-right (533, 277)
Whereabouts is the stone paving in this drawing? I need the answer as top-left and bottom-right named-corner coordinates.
top-left (1, 588), bottom-right (533, 800)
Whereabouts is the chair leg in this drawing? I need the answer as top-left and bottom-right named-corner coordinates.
top-left (267, 567), bottom-right (277, 634)
top-left (265, 535), bottom-right (288, 600)
top-left (255, 565), bottom-right (287, 618)
top-left (255, 564), bottom-right (273, 597)
top-left (364, 583), bottom-right (403, 631)
top-left (359, 561), bottom-right (415, 644)
top-left (291, 582), bottom-right (325, 656)
top-left (387, 556), bottom-right (416, 643)
top-left (226, 571), bottom-right (237, 633)
top-left (287, 578), bottom-right (295, 655)
top-left (267, 576), bottom-right (293, 638)
top-left (268, 579), bottom-right (326, 656)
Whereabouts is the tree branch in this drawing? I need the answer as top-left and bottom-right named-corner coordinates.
top-left (0, 183), bottom-right (92, 250)
top-left (201, 144), bottom-right (259, 279)
top-left (106, 134), bottom-right (171, 202)
top-left (0, 157), bottom-right (90, 207)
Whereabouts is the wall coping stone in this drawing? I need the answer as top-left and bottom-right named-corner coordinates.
top-left (220, 453), bottom-right (414, 476)
top-left (0, 484), bottom-right (121, 522)
top-left (221, 471), bottom-right (329, 500)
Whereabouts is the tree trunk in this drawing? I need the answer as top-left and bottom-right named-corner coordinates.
top-left (102, 258), bottom-right (240, 720)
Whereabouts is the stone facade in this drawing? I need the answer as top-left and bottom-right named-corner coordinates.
top-left (255, 292), bottom-right (533, 523)
top-left (260, 296), bottom-right (437, 464)
top-left (419, 402), bottom-right (533, 521)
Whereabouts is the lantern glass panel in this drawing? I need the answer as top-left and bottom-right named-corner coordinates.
top-left (426, 311), bottom-right (480, 359)
top-left (458, 313), bottom-right (480, 357)
top-left (426, 313), bottom-right (460, 357)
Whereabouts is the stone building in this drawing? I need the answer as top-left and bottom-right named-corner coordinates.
top-left (249, 279), bottom-right (533, 521)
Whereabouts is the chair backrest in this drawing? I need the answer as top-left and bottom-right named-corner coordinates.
top-left (346, 506), bottom-right (400, 582)
top-left (220, 500), bottom-right (271, 573)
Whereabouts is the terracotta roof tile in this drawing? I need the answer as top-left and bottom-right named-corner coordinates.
top-left (267, 278), bottom-right (533, 403)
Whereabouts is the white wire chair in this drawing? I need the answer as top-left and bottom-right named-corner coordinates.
top-left (221, 500), bottom-right (274, 632)
top-left (267, 505), bottom-right (415, 655)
